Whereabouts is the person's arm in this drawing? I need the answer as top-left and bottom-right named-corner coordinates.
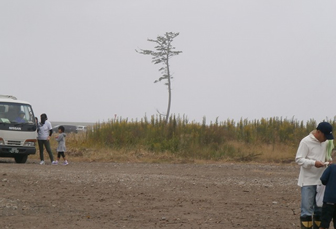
top-left (295, 141), bottom-right (316, 168)
top-left (47, 121), bottom-right (53, 137)
top-left (320, 166), bottom-right (331, 185)
top-left (55, 134), bottom-right (63, 142)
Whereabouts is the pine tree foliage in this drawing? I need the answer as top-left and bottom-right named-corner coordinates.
top-left (136, 32), bottom-right (182, 122)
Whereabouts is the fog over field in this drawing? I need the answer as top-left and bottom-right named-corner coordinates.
top-left (1, 1), bottom-right (336, 124)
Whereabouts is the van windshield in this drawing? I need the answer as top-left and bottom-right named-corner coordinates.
top-left (0, 102), bottom-right (35, 124)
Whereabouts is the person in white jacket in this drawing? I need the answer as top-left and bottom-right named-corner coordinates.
top-left (295, 122), bottom-right (334, 229)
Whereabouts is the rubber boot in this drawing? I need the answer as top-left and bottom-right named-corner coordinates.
top-left (313, 215), bottom-right (321, 229)
top-left (300, 216), bottom-right (313, 229)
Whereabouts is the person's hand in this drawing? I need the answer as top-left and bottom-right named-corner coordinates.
top-left (325, 161), bottom-right (333, 166)
top-left (315, 161), bottom-right (325, 168)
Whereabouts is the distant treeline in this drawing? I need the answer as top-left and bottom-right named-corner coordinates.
top-left (79, 115), bottom-right (334, 162)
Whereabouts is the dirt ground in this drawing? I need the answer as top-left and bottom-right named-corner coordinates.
top-left (0, 159), bottom-right (310, 229)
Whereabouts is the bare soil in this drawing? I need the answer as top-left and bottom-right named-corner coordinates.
top-left (0, 160), bottom-right (303, 229)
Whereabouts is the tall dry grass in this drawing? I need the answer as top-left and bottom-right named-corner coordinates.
top-left (31, 116), bottom-right (335, 164)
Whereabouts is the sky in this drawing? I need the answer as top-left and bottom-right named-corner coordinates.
top-left (1, 1), bottom-right (336, 124)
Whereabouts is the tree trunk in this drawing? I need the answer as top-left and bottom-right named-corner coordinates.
top-left (165, 53), bottom-right (171, 123)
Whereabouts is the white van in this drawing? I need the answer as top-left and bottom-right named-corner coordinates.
top-left (0, 95), bottom-right (37, 163)
top-left (76, 125), bottom-right (87, 132)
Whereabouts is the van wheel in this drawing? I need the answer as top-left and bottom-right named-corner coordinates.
top-left (14, 155), bottom-right (28, 163)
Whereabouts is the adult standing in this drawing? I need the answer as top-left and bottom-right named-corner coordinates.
top-left (37, 113), bottom-right (56, 165)
top-left (295, 122), bottom-right (334, 229)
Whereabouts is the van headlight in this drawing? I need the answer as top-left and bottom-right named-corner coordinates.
top-left (24, 140), bottom-right (36, 147)
top-left (0, 138), bottom-right (4, 145)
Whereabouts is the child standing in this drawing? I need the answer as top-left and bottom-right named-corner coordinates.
top-left (55, 126), bottom-right (68, 165)
top-left (319, 162), bottom-right (336, 229)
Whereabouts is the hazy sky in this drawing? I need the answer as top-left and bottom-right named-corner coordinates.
top-left (1, 1), bottom-right (336, 124)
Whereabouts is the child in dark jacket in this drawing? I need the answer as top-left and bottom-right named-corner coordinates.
top-left (319, 163), bottom-right (336, 229)
top-left (54, 126), bottom-right (68, 165)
